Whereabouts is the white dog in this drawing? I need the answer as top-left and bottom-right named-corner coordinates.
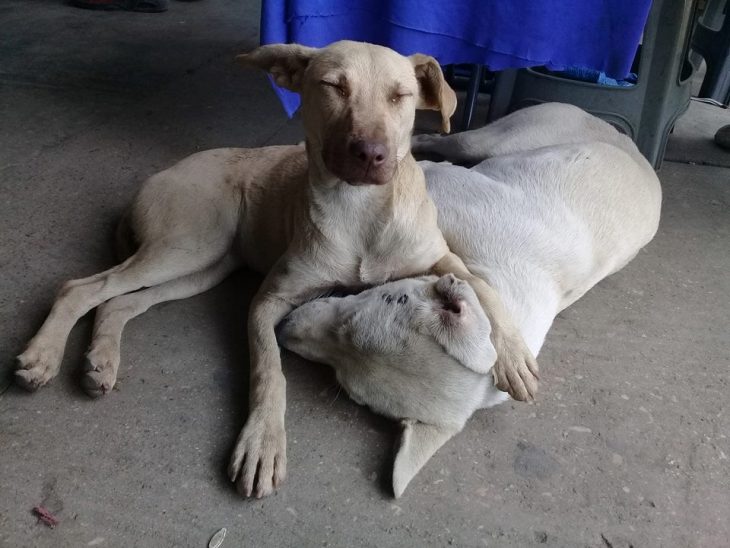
top-left (278, 102), bottom-right (662, 497)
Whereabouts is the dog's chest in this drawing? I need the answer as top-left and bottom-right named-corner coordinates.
top-left (353, 224), bottom-right (447, 285)
top-left (356, 253), bottom-right (399, 285)
top-left (311, 185), bottom-right (448, 285)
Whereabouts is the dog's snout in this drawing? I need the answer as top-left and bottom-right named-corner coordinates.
top-left (275, 316), bottom-right (294, 343)
top-left (325, 131), bottom-right (394, 185)
top-left (275, 316), bottom-right (291, 342)
top-left (348, 140), bottom-right (388, 167)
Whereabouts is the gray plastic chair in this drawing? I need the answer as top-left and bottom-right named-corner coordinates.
top-left (485, 0), bottom-right (699, 169)
top-left (692, 0), bottom-right (730, 105)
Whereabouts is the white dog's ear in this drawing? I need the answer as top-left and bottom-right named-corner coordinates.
top-left (409, 54), bottom-right (458, 134)
top-left (236, 44), bottom-right (318, 92)
top-left (392, 420), bottom-right (461, 498)
top-left (430, 278), bottom-right (497, 375)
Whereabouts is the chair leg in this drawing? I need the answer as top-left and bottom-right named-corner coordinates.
top-left (486, 69), bottom-right (518, 123)
top-left (692, 0), bottom-right (730, 105)
top-left (460, 64), bottom-right (483, 131)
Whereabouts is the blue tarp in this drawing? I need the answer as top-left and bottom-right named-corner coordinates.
top-left (261, 0), bottom-right (652, 116)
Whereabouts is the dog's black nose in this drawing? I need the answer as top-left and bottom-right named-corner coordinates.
top-left (348, 140), bottom-right (388, 167)
top-left (275, 316), bottom-right (293, 343)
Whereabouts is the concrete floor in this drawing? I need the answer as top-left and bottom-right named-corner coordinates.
top-left (1, 2), bottom-right (729, 547)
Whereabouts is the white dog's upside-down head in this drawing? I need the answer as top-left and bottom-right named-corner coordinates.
top-left (278, 274), bottom-right (508, 497)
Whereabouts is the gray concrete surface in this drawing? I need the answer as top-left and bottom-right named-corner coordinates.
top-left (665, 99), bottom-right (730, 168)
top-left (1, 2), bottom-right (729, 547)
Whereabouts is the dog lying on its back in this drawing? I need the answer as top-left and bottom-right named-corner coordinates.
top-left (279, 103), bottom-right (662, 497)
top-left (16, 41), bottom-right (538, 498)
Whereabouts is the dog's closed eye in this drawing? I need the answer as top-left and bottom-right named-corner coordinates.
top-left (320, 79), bottom-right (348, 97)
top-left (390, 91), bottom-right (413, 104)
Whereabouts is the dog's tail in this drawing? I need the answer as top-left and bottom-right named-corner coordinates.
top-left (115, 209), bottom-right (138, 262)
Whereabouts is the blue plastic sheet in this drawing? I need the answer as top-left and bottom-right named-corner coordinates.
top-left (260, 0), bottom-right (652, 116)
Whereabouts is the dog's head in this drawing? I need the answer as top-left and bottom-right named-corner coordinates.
top-left (278, 274), bottom-right (503, 497)
top-left (237, 40), bottom-right (456, 186)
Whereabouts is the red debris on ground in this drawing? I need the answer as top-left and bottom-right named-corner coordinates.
top-left (32, 505), bottom-right (59, 528)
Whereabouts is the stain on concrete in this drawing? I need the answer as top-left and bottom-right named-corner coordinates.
top-left (513, 441), bottom-right (558, 480)
top-left (41, 476), bottom-right (63, 514)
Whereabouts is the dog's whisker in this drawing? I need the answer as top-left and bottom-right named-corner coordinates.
top-left (329, 384), bottom-right (343, 406)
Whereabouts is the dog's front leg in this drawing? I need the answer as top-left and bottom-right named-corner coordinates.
top-left (227, 259), bottom-right (322, 498)
top-left (431, 252), bottom-right (539, 401)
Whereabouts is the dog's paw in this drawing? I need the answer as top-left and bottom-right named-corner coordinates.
top-left (81, 347), bottom-right (120, 398)
top-left (491, 336), bottom-right (539, 402)
top-left (15, 346), bottom-right (62, 391)
top-left (228, 411), bottom-right (287, 498)
top-left (410, 133), bottom-right (440, 154)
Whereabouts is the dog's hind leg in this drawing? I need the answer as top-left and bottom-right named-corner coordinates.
top-left (82, 253), bottom-right (240, 396)
top-left (16, 236), bottom-right (232, 391)
top-left (411, 131), bottom-right (488, 164)
top-left (412, 103), bottom-right (614, 163)
top-left (412, 114), bottom-right (529, 163)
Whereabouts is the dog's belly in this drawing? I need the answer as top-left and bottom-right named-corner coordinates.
top-left (234, 146), bottom-right (308, 274)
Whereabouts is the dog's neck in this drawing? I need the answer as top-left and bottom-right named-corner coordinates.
top-left (304, 147), bottom-right (428, 229)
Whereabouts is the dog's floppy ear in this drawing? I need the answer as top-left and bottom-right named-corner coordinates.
top-left (392, 420), bottom-right (461, 498)
top-left (429, 276), bottom-right (497, 375)
top-left (409, 54), bottom-right (458, 134)
top-left (236, 43), bottom-right (318, 92)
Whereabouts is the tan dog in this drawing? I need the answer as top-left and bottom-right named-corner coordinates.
top-left (15, 41), bottom-right (537, 498)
